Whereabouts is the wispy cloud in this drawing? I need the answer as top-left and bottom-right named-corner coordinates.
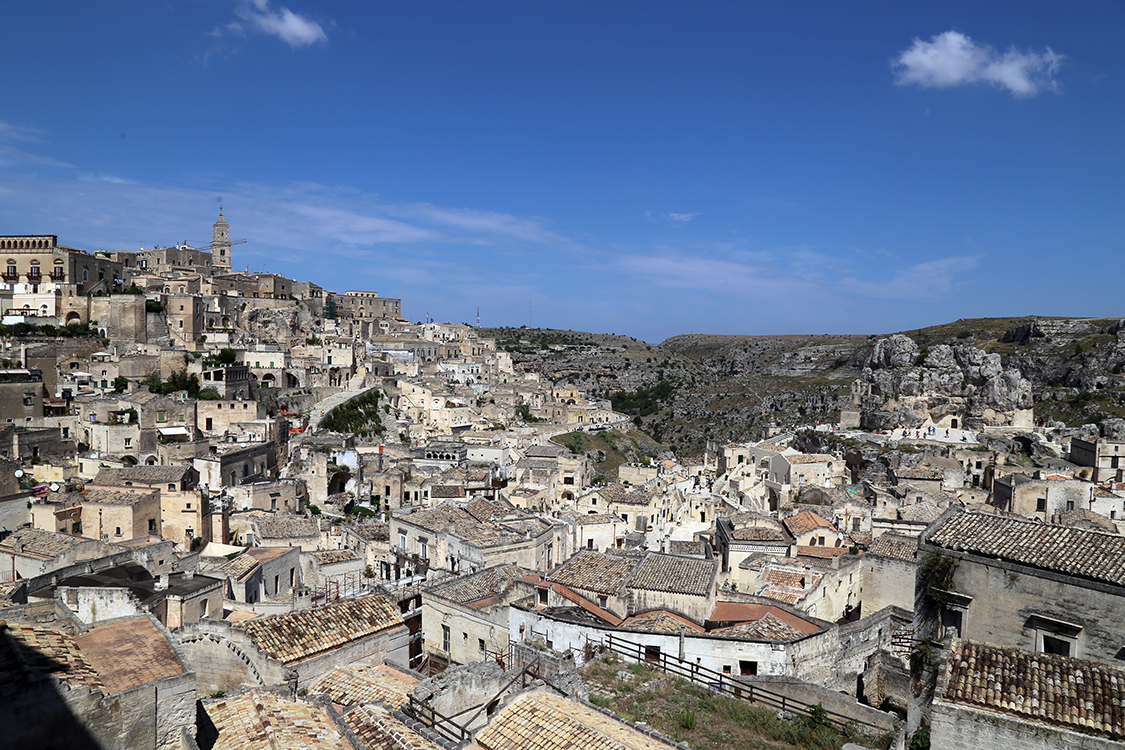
top-left (0, 119), bottom-right (75, 169)
top-left (837, 255), bottom-right (980, 299)
top-left (646, 211), bottom-right (702, 224)
top-left (209, 1), bottom-right (328, 51)
top-left (893, 31), bottom-right (1063, 97)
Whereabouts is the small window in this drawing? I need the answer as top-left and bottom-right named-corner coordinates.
top-left (538, 588), bottom-right (548, 605)
top-left (586, 538), bottom-right (594, 549)
top-left (148, 518), bottom-right (156, 533)
top-left (598, 595), bottom-right (607, 608)
top-left (479, 638), bottom-right (486, 653)
top-left (1036, 498), bottom-right (1046, 512)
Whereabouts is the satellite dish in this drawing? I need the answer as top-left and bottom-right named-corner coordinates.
top-left (14, 470), bottom-right (23, 478)
top-left (49, 483), bottom-right (60, 492)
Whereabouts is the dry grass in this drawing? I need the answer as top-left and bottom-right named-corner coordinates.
top-left (580, 654), bottom-right (891, 750)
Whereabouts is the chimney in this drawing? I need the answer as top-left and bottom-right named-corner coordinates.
top-left (155, 573), bottom-right (169, 591)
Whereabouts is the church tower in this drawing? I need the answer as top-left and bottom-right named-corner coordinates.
top-left (212, 208), bottom-right (231, 273)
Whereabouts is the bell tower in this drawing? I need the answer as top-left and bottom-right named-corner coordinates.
top-left (212, 208), bottom-right (231, 273)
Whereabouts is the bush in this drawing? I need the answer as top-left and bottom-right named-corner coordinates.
top-left (308, 504), bottom-right (321, 516)
top-left (677, 709), bottom-right (697, 729)
top-left (145, 299), bottom-right (163, 313)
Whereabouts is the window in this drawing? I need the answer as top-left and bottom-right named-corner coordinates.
top-left (148, 518), bottom-right (157, 533)
top-left (563, 476), bottom-right (574, 485)
top-left (1028, 615), bottom-right (1081, 657)
top-left (478, 638), bottom-right (486, 652)
top-left (1036, 498), bottom-right (1046, 512)
top-left (157, 411), bottom-right (166, 422)
top-left (722, 664), bottom-right (731, 674)
top-left (852, 517), bottom-right (861, 531)
top-left (1066, 500), bottom-right (1075, 511)
top-left (115, 526), bottom-right (122, 536)
top-left (586, 538), bottom-right (594, 549)
top-left (538, 588), bottom-right (548, 605)
top-left (818, 535), bottom-right (826, 546)
top-left (739, 660), bottom-right (758, 676)
top-left (124, 438), bottom-right (132, 448)
top-left (399, 531), bottom-right (408, 550)
top-left (442, 625), bottom-right (451, 652)
top-left (598, 596), bottom-right (607, 608)
top-left (199, 599), bottom-right (208, 619)
top-left (463, 632), bottom-right (468, 643)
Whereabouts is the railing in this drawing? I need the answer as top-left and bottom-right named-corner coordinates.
top-left (405, 694), bottom-right (472, 744)
top-left (600, 634), bottom-right (886, 732)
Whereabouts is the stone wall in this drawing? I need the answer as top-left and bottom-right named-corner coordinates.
top-left (174, 618), bottom-right (292, 695)
top-left (931, 700), bottom-right (1125, 750)
top-left (861, 554), bottom-right (916, 615)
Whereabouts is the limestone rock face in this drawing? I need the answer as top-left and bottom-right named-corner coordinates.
top-left (857, 337), bottom-right (1032, 429)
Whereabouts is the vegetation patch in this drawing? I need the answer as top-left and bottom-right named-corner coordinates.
top-left (321, 389), bottom-right (385, 438)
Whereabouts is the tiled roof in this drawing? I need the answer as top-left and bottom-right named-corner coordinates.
top-left (465, 497), bottom-right (515, 522)
top-left (313, 549), bottom-right (360, 565)
top-left (476, 692), bottom-right (678, 750)
top-left (628, 553), bottom-right (716, 597)
top-left (592, 484), bottom-right (629, 503)
top-left (615, 487), bottom-right (659, 506)
top-left (898, 501), bottom-right (941, 522)
top-left (868, 534), bottom-right (918, 561)
top-left (92, 465), bottom-right (192, 486)
top-left (732, 527), bottom-right (788, 542)
top-left (404, 504), bottom-right (474, 532)
top-left (73, 616), bottom-right (186, 695)
top-left (756, 586), bottom-right (803, 605)
top-left (428, 564), bottom-right (533, 606)
top-left (205, 690), bottom-right (356, 750)
top-left (430, 485), bottom-right (465, 499)
top-left (760, 568), bottom-right (820, 590)
top-left (796, 545), bottom-right (851, 559)
top-left (927, 511), bottom-right (1125, 586)
top-left (215, 552), bottom-right (260, 581)
top-left (943, 640), bottom-right (1125, 738)
top-left (575, 513), bottom-right (625, 526)
top-left (251, 513), bottom-right (321, 539)
top-left (667, 540), bottom-right (706, 557)
top-left (0, 621), bottom-right (104, 695)
top-left (344, 704), bottom-right (444, 750)
top-left (0, 527), bottom-right (88, 560)
top-left (244, 595), bottom-right (403, 663)
top-left (308, 663), bottom-right (418, 709)
top-left (621, 610), bottom-right (704, 634)
top-left (788, 453), bottom-right (834, 465)
top-left (548, 551), bottom-right (637, 595)
top-left (350, 520), bottom-right (390, 541)
top-left (714, 613), bottom-right (803, 641)
top-left (783, 511), bottom-right (836, 537)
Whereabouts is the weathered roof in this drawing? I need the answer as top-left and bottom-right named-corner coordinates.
top-left (0, 527), bottom-right (89, 560)
top-left (430, 485), bottom-right (466, 499)
top-left (788, 453), bottom-right (835, 465)
top-left (943, 639), bottom-right (1125, 738)
top-left (476, 692), bottom-right (679, 750)
top-left (667, 540), bottom-right (706, 557)
top-left (205, 690), bottom-right (357, 750)
top-left (92, 465), bottom-right (193, 486)
top-left (731, 526), bottom-right (789, 542)
top-left (620, 610), bottom-right (705, 634)
top-left (308, 663), bottom-right (418, 709)
top-left (244, 595), bottom-right (403, 663)
top-left (548, 550), bottom-right (636, 595)
top-left (0, 621), bottom-right (103, 695)
top-left (73, 616), bottom-right (186, 694)
top-left (867, 534), bottom-right (918, 562)
top-left (465, 496), bottom-right (515, 522)
top-left (250, 513), bottom-right (321, 539)
top-left (927, 511), bottom-right (1125, 587)
top-left (898, 501), bottom-right (941, 523)
top-left (312, 549), bottom-right (360, 565)
top-left (215, 552), bottom-right (260, 581)
top-left (344, 704), bottom-right (444, 750)
top-left (714, 612), bottom-right (803, 641)
top-left (628, 553), bottom-right (716, 597)
top-left (783, 510), bottom-right (836, 537)
top-left (574, 513), bottom-right (625, 526)
top-left (428, 564), bottom-right (533, 606)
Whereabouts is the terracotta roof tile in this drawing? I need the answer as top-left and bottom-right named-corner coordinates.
top-left (343, 703), bottom-right (444, 749)
top-left (714, 613), bottom-right (803, 641)
top-left (477, 692), bottom-right (678, 750)
top-left (928, 511), bottom-right (1125, 586)
top-left (944, 640), bottom-right (1125, 738)
top-left (867, 534), bottom-right (918, 561)
top-left (0, 621), bottom-right (103, 695)
top-left (627, 553), bottom-right (716, 597)
top-left (244, 595), bottom-right (403, 664)
top-left (783, 511), bottom-right (836, 537)
top-left (206, 690), bottom-right (357, 750)
top-left (0, 527), bottom-right (88, 560)
top-left (428, 564), bottom-right (533, 606)
top-left (548, 551), bottom-right (637, 595)
top-left (73, 617), bottom-right (185, 695)
top-left (308, 663), bottom-right (418, 709)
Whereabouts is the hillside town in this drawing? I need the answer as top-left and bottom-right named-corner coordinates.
top-left (1, 216), bottom-right (1124, 750)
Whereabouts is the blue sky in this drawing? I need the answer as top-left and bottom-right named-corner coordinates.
top-left (1, 2), bottom-right (1122, 343)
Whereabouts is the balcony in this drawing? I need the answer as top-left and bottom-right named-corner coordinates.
top-left (49, 269), bottom-right (65, 281)
top-left (26, 272), bottom-right (42, 283)
top-left (2, 270), bottom-right (18, 282)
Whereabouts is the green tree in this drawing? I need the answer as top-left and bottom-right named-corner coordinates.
top-left (112, 376), bottom-right (129, 393)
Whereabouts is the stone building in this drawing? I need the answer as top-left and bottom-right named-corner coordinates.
top-left (917, 509), bottom-right (1125, 663)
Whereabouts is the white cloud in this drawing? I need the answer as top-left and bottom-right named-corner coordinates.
top-left (893, 31), bottom-right (1063, 97)
top-left (232, 0), bottom-right (327, 48)
top-left (667, 212), bottom-right (700, 223)
top-left (837, 255), bottom-right (980, 299)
